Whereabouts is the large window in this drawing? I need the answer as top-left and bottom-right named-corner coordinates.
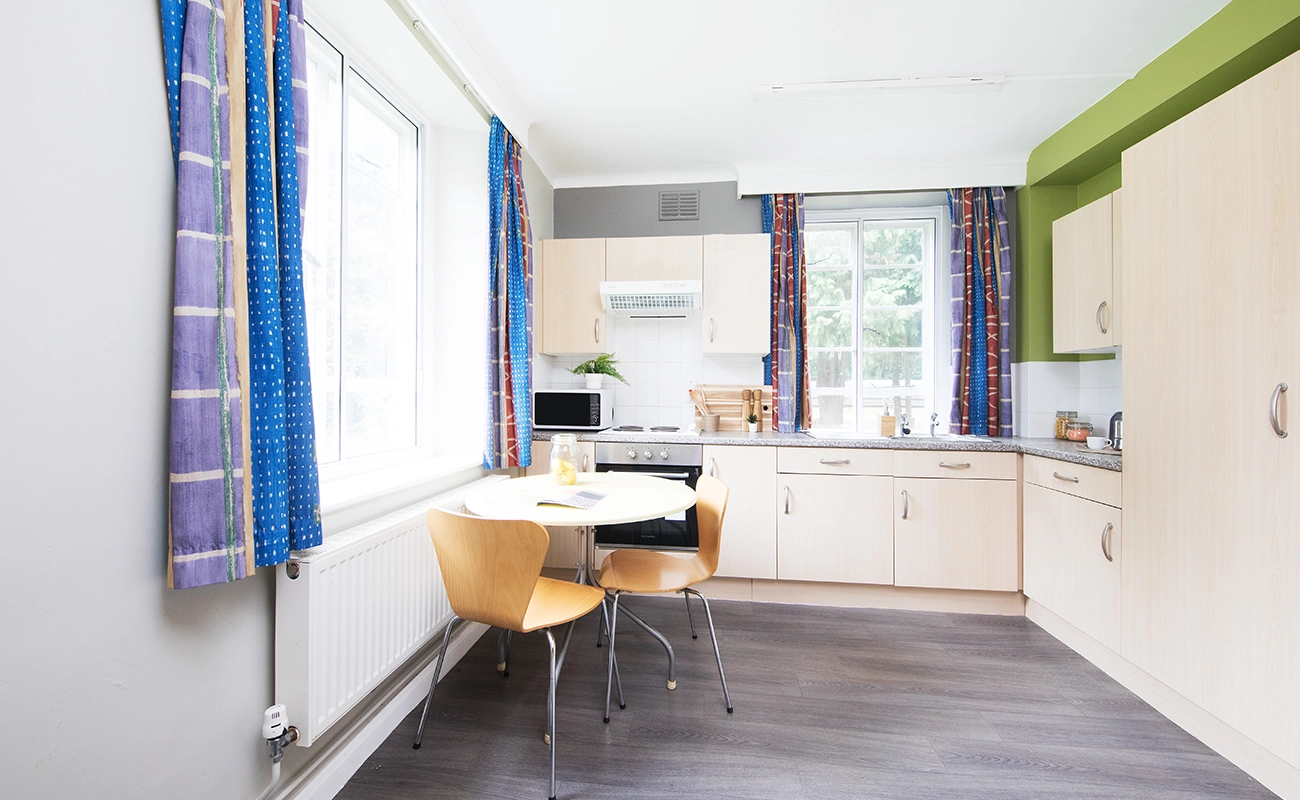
top-left (303, 26), bottom-right (420, 466)
top-left (805, 210), bottom-right (943, 434)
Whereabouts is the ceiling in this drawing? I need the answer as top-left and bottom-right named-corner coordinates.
top-left (408, 0), bottom-right (1231, 193)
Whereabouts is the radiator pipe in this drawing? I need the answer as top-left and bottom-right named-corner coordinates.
top-left (254, 725), bottom-right (299, 800)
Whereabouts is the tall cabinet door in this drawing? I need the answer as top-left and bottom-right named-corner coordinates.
top-left (539, 238), bottom-right (606, 355)
top-left (1122, 51), bottom-right (1300, 767)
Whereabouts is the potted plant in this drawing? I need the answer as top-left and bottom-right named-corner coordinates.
top-left (745, 413), bottom-right (759, 433)
top-left (570, 354), bottom-right (628, 389)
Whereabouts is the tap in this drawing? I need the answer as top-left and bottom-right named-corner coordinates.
top-left (930, 412), bottom-right (939, 437)
top-left (899, 413), bottom-right (911, 436)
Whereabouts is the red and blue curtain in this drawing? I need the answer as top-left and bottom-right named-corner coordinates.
top-left (948, 188), bottom-right (1014, 437)
top-left (484, 117), bottom-right (534, 469)
top-left (162, 0), bottom-right (321, 587)
top-left (763, 194), bottom-right (811, 432)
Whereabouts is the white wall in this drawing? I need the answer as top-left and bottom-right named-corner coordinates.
top-left (0, 4), bottom-right (278, 798)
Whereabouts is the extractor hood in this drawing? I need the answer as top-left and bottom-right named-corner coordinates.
top-left (599, 280), bottom-right (702, 318)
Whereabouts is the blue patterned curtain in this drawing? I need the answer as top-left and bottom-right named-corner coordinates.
top-left (948, 188), bottom-right (1014, 437)
top-left (763, 194), bottom-right (810, 432)
top-left (484, 117), bottom-right (534, 469)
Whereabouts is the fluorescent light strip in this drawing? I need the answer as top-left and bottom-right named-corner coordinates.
top-left (753, 72), bottom-right (1134, 101)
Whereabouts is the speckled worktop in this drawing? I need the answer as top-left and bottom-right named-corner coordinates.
top-left (533, 430), bottom-right (1122, 472)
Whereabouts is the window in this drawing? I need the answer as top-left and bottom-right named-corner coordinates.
top-left (805, 209), bottom-right (944, 434)
top-left (303, 26), bottom-right (420, 467)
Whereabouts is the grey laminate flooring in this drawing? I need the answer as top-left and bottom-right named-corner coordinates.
top-left (337, 598), bottom-right (1275, 799)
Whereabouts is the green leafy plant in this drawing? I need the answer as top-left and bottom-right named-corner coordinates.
top-left (746, 413), bottom-right (759, 424)
top-left (570, 353), bottom-right (628, 384)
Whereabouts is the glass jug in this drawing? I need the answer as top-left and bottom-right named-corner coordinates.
top-left (549, 434), bottom-right (579, 485)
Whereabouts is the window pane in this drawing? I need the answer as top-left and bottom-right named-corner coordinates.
top-left (808, 269), bottom-right (852, 308)
top-left (863, 267), bottom-right (922, 307)
top-left (862, 309), bottom-right (922, 348)
top-left (303, 29), bottom-right (343, 464)
top-left (809, 309), bottom-right (852, 348)
top-left (810, 392), bottom-right (854, 430)
top-left (805, 226), bottom-right (853, 267)
top-left (863, 226), bottom-right (923, 265)
top-left (860, 395), bottom-right (930, 434)
top-left (861, 350), bottom-right (923, 385)
top-left (810, 350), bottom-right (853, 390)
top-left (342, 73), bottom-right (418, 458)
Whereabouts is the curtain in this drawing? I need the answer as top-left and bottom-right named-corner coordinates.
top-left (484, 117), bottom-right (534, 470)
top-left (162, 0), bottom-right (321, 587)
top-left (948, 188), bottom-right (1014, 437)
top-left (762, 194), bottom-right (811, 432)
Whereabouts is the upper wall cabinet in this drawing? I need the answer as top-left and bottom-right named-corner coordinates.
top-left (605, 235), bottom-right (702, 282)
top-left (539, 238), bottom-right (607, 355)
top-left (1052, 190), bottom-right (1122, 353)
top-left (703, 234), bottom-right (770, 354)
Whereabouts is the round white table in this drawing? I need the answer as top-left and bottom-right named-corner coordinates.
top-left (464, 472), bottom-right (696, 529)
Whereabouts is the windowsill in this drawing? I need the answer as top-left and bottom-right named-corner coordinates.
top-left (319, 454), bottom-right (486, 536)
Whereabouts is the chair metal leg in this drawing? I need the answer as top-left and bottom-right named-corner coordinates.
top-left (687, 589), bottom-right (733, 713)
top-left (414, 616), bottom-right (458, 749)
top-left (603, 593), bottom-right (622, 722)
top-left (682, 590), bottom-right (698, 639)
top-left (616, 602), bottom-right (677, 690)
top-left (595, 595), bottom-right (608, 648)
top-left (545, 628), bottom-right (558, 800)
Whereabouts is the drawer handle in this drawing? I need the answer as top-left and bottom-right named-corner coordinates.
top-left (938, 462), bottom-right (971, 470)
top-left (1096, 300), bottom-right (1108, 335)
top-left (819, 458), bottom-right (851, 466)
top-left (1270, 382), bottom-right (1288, 438)
top-left (1101, 522), bottom-right (1114, 562)
top-left (710, 318), bottom-right (716, 343)
top-left (582, 453), bottom-right (589, 472)
top-left (709, 457), bottom-right (717, 477)
top-left (784, 486), bottom-right (792, 515)
top-left (1052, 471), bottom-right (1080, 484)
top-left (900, 489), bottom-right (909, 520)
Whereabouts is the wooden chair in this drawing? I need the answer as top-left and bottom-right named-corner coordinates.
top-left (597, 474), bottom-right (733, 722)
top-left (413, 508), bottom-right (608, 800)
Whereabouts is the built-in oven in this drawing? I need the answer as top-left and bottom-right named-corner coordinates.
top-left (594, 441), bottom-right (702, 551)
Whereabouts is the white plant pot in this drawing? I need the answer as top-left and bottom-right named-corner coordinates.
top-left (584, 373), bottom-right (603, 389)
top-left (746, 422), bottom-right (759, 433)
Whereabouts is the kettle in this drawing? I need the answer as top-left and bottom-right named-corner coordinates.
top-left (1109, 411), bottom-right (1123, 452)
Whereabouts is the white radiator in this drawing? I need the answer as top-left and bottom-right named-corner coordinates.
top-left (275, 476), bottom-right (506, 746)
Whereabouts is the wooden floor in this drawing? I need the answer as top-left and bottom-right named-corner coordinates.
top-left (338, 597), bottom-right (1276, 799)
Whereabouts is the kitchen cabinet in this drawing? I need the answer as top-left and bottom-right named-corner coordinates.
top-left (704, 444), bottom-right (776, 579)
top-left (1052, 190), bottom-right (1122, 353)
top-left (702, 234), bottom-right (770, 354)
top-left (538, 238), bottom-right (606, 355)
top-left (893, 451), bottom-right (1019, 592)
top-left (1122, 49), bottom-right (1300, 769)
top-left (775, 448), bottom-right (894, 584)
top-left (1023, 458), bottom-right (1121, 652)
top-left (526, 440), bottom-right (595, 569)
top-left (604, 235), bottom-right (702, 282)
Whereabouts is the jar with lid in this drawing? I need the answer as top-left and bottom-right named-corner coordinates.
top-left (549, 434), bottom-right (580, 485)
top-left (1065, 420), bottom-right (1093, 442)
top-left (1055, 411), bottom-right (1078, 440)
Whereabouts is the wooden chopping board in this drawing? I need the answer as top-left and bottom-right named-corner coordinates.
top-left (692, 384), bottom-right (772, 431)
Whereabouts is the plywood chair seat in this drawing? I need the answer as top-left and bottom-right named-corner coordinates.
top-left (522, 577), bottom-right (607, 632)
top-left (598, 548), bottom-right (711, 595)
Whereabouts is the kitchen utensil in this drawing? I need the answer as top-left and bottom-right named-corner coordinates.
top-left (701, 413), bottom-right (721, 432)
top-left (741, 388), bottom-right (753, 423)
top-left (1086, 436), bottom-right (1112, 450)
top-left (1109, 411), bottom-right (1123, 451)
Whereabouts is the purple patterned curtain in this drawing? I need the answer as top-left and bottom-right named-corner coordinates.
top-left (948, 188), bottom-right (1014, 437)
top-left (763, 194), bottom-right (811, 432)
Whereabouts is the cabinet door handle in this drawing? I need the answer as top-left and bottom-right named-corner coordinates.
top-left (900, 490), bottom-right (910, 520)
top-left (783, 486), bottom-right (791, 515)
top-left (709, 457), bottom-right (717, 477)
top-left (1052, 471), bottom-right (1080, 484)
top-left (1101, 522), bottom-right (1114, 562)
top-left (1270, 382), bottom-right (1288, 438)
top-left (582, 453), bottom-right (589, 472)
top-left (938, 461), bottom-right (971, 470)
top-left (1096, 300), bottom-right (1108, 335)
top-left (710, 318), bottom-right (716, 343)
top-left (594, 318), bottom-right (601, 344)
top-left (819, 458), bottom-right (850, 466)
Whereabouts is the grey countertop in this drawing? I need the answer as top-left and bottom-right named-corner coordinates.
top-left (533, 430), bottom-right (1122, 472)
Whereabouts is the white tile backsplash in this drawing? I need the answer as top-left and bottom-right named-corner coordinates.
top-left (533, 316), bottom-right (766, 430)
top-left (1013, 353), bottom-right (1123, 438)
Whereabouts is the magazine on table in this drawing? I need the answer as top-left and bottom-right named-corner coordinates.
top-left (536, 489), bottom-right (607, 509)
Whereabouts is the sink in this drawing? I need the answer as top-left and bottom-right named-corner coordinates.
top-left (800, 430), bottom-right (991, 443)
top-left (895, 434), bottom-right (992, 443)
top-left (800, 430), bottom-right (888, 441)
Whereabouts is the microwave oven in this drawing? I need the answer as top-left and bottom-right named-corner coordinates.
top-left (532, 388), bottom-right (613, 430)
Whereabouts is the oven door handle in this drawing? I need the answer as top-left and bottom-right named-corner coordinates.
top-left (608, 471), bottom-right (693, 480)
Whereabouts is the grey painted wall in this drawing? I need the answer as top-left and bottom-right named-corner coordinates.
top-left (554, 181), bottom-right (762, 239)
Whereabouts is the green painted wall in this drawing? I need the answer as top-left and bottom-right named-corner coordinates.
top-left (1014, 0), bottom-right (1300, 362)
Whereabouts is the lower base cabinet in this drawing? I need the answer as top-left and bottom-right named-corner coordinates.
top-left (704, 445), bottom-right (777, 579)
top-left (776, 473), bottom-right (894, 584)
top-left (894, 477), bottom-right (1020, 591)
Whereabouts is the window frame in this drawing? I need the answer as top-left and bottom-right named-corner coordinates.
top-left (303, 20), bottom-right (431, 483)
top-left (805, 205), bottom-right (949, 434)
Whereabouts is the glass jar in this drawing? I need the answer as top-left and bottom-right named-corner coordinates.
top-left (548, 434), bottom-right (579, 485)
top-left (1054, 411), bottom-right (1078, 440)
top-left (1065, 420), bottom-right (1093, 442)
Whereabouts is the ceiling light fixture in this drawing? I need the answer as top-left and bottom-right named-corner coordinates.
top-left (753, 75), bottom-right (1006, 101)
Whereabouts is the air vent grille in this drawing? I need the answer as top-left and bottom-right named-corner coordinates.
top-left (604, 293), bottom-right (697, 312)
top-left (658, 190), bottom-right (700, 221)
